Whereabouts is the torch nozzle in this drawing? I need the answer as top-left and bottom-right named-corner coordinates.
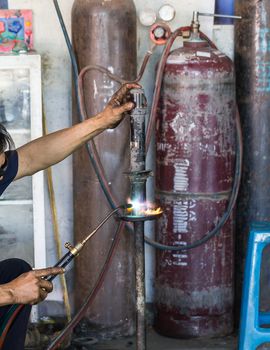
top-left (81, 204), bottom-right (130, 245)
top-left (122, 203), bottom-right (133, 210)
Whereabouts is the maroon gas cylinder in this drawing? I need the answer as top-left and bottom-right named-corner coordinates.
top-left (72, 0), bottom-right (136, 338)
top-left (154, 39), bottom-right (236, 338)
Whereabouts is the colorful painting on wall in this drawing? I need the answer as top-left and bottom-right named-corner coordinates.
top-left (0, 10), bottom-right (33, 54)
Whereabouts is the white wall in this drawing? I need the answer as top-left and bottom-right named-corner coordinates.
top-left (7, 0), bottom-right (233, 313)
top-left (8, 0), bottom-right (74, 306)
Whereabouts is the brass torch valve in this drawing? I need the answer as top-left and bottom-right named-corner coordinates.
top-left (65, 241), bottom-right (84, 256)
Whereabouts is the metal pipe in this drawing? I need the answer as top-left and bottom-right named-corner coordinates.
top-left (135, 221), bottom-right (146, 350)
top-left (128, 89), bottom-right (148, 350)
top-left (198, 12), bottom-right (242, 19)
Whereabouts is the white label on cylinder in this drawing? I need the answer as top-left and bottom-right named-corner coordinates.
top-left (196, 51), bottom-right (211, 58)
top-left (173, 203), bottom-right (188, 233)
top-left (171, 199), bottom-right (197, 267)
top-left (174, 160), bottom-right (189, 191)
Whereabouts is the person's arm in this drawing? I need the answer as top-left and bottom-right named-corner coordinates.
top-left (0, 267), bottom-right (64, 306)
top-left (15, 83), bottom-right (139, 180)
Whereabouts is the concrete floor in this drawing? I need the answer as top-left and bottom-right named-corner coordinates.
top-left (89, 328), bottom-right (237, 350)
top-left (28, 326), bottom-right (269, 349)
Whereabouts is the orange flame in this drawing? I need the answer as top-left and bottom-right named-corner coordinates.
top-left (144, 207), bottom-right (163, 216)
top-left (126, 199), bottom-right (162, 216)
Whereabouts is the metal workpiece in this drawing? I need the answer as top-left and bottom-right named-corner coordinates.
top-left (130, 182), bottom-right (146, 207)
top-left (129, 88), bottom-right (148, 172)
top-left (126, 170), bottom-right (153, 184)
top-left (130, 88), bottom-right (148, 111)
top-left (129, 89), bottom-right (148, 350)
top-left (125, 170), bottom-right (153, 214)
top-left (128, 89), bottom-right (149, 215)
top-left (125, 89), bottom-right (156, 350)
top-left (72, 0), bottom-right (137, 338)
top-left (235, 0), bottom-right (270, 321)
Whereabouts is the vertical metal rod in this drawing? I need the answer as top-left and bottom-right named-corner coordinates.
top-left (129, 88), bottom-right (148, 350)
top-left (134, 221), bottom-right (146, 350)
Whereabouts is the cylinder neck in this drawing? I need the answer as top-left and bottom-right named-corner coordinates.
top-left (184, 40), bottom-right (209, 48)
top-left (191, 11), bottom-right (200, 34)
top-left (189, 11), bottom-right (205, 43)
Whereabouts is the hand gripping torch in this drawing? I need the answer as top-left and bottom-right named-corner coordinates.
top-left (45, 203), bottom-right (132, 282)
top-left (0, 204), bottom-right (132, 349)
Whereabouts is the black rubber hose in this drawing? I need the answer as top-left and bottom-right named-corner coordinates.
top-left (53, 0), bottom-right (78, 76)
top-left (143, 27), bottom-right (242, 251)
top-left (145, 108), bottom-right (242, 251)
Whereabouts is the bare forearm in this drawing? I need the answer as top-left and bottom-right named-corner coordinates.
top-left (15, 83), bottom-right (139, 179)
top-left (0, 285), bottom-right (14, 306)
top-left (16, 114), bottom-right (105, 178)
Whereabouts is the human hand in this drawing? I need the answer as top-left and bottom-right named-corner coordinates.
top-left (96, 83), bottom-right (141, 129)
top-left (5, 267), bottom-right (64, 305)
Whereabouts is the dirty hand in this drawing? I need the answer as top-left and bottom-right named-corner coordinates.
top-left (97, 83), bottom-right (141, 129)
top-left (5, 267), bottom-right (64, 305)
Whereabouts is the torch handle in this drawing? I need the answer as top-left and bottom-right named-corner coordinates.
top-left (45, 251), bottom-right (75, 282)
top-left (45, 205), bottom-right (130, 282)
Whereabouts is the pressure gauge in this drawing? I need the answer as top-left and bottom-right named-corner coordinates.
top-left (138, 8), bottom-right (157, 27)
top-left (158, 4), bottom-right (176, 22)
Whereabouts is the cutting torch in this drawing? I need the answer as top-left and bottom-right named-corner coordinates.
top-left (45, 203), bottom-right (132, 282)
